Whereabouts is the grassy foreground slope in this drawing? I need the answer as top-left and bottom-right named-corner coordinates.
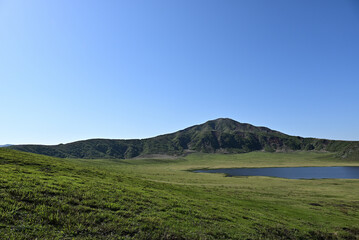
top-left (1, 148), bottom-right (359, 239)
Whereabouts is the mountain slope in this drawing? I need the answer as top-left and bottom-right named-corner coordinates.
top-left (0, 144), bottom-right (12, 148)
top-left (9, 118), bottom-right (359, 159)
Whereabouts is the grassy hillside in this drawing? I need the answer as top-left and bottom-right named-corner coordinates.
top-left (9, 118), bottom-right (359, 159)
top-left (1, 148), bottom-right (359, 239)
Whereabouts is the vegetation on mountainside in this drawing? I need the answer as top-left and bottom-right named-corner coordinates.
top-left (9, 118), bottom-right (359, 159)
top-left (1, 148), bottom-right (359, 239)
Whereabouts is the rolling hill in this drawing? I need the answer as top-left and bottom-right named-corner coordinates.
top-left (8, 118), bottom-right (359, 159)
top-left (0, 144), bottom-right (12, 148)
top-left (2, 146), bottom-right (359, 239)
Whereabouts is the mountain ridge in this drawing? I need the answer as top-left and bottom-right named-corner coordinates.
top-left (0, 144), bottom-right (12, 148)
top-left (8, 118), bottom-right (359, 159)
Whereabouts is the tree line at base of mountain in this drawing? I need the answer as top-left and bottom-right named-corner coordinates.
top-left (9, 118), bottom-right (359, 160)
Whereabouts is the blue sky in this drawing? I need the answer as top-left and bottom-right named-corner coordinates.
top-left (1, 0), bottom-right (359, 144)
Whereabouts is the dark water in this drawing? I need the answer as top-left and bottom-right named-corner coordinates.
top-left (193, 166), bottom-right (359, 179)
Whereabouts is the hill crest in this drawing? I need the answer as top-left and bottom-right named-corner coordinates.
top-left (8, 118), bottom-right (359, 159)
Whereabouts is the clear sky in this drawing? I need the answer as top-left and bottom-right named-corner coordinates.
top-left (1, 0), bottom-right (359, 145)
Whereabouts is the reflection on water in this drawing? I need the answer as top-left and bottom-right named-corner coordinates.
top-left (194, 166), bottom-right (359, 179)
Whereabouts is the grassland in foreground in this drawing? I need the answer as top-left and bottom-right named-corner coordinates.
top-left (1, 148), bottom-right (359, 239)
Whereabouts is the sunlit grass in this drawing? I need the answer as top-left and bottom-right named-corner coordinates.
top-left (1, 148), bottom-right (359, 239)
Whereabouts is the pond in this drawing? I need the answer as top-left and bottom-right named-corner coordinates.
top-left (193, 166), bottom-right (359, 179)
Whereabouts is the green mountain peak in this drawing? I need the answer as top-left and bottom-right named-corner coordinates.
top-left (8, 118), bottom-right (359, 159)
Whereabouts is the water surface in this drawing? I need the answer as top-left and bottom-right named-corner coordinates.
top-left (193, 166), bottom-right (359, 179)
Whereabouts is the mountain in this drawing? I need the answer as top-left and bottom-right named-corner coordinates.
top-left (0, 144), bottom-right (12, 148)
top-left (8, 118), bottom-right (359, 159)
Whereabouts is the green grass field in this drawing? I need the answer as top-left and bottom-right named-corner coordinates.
top-left (1, 148), bottom-right (359, 239)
